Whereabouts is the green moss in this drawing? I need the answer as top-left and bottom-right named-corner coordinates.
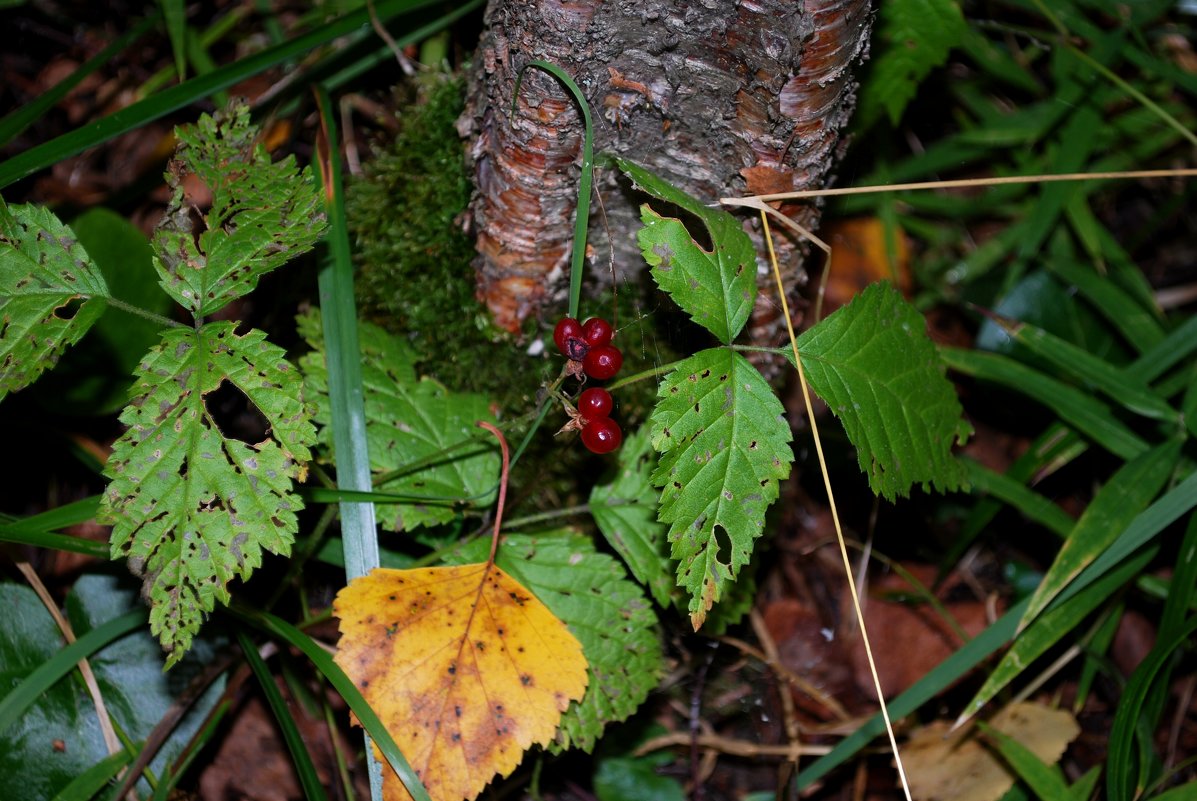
top-left (346, 73), bottom-right (536, 408)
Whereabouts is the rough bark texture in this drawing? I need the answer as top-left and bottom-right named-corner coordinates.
top-left (460, 0), bottom-right (873, 351)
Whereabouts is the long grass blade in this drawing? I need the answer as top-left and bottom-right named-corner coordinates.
top-left (238, 632), bottom-right (329, 801)
top-left (0, 0), bottom-right (450, 189)
top-left (49, 749), bottom-right (134, 801)
top-left (977, 722), bottom-right (1071, 801)
top-left (234, 608), bottom-right (433, 801)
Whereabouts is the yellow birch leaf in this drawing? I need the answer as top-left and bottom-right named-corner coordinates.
top-left (334, 563), bottom-right (589, 801)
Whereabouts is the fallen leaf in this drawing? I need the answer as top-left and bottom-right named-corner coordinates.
top-left (822, 217), bottom-right (910, 313)
top-left (903, 702), bottom-right (1080, 801)
top-left (334, 563), bottom-right (589, 801)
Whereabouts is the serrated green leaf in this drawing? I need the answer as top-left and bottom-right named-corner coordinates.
top-left (651, 348), bottom-right (792, 629)
top-left (0, 198), bottom-right (109, 401)
top-left (449, 532), bottom-right (663, 753)
top-left (616, 157), bottom-right (756, 344)
top-left (152, 106), bottom-right (325, 317)
top-left (858, 0), bottom-right (966, 127)
top-left (99, 322), bottom-right (315, 665)
top-left (299, 310), bottom-right (497, 530)
top-left (790, 282), bottom-right (971, 499)
top-left (1020, 439), bottom-right (1181, 631)
top-left (590, 426), bottom-right (673, 607)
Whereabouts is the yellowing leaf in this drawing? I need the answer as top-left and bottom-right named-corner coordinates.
top-left (334, 564), bottom-right (588, 801)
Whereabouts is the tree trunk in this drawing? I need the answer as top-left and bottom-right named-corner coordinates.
top-left (460, 0), bottom-right (872, 352)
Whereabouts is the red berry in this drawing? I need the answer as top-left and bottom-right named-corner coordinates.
top-left (582, 345), bottom-right (622, 380)
top-left (553, 317), bottom-right (584, 358)
top-left (582, 317), bottom-right (613, 348)
top-left (577, 387), bottom-right (613, 421)
top-left (582, 416), bottom-right (622, 454)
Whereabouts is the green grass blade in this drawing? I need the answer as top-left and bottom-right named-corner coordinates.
top-left (939, 347), bottom-right (1149, 459)
top-left (0, 609), bottom-right (145, 735)
top-left (1108, 616), bottom-right (1197, 801)
top-left (233, 608), bottom-right (433, 801)
top-left (962, 459), bottom-right (1075, 538)
top-left (0, 15), bottom-right (158, 148)
top-left (0, 0), bottom-right (450, 190)
top-left (1067, 766), bottom-right (1101, 801)
top-left (1048, 260), bottom-right (1165, 353)
top-left (1150, 782), bottom-right (1197, 801)
top-left (311, 84), bottom-right (384, 801)
top-left (1020, 439), bottom-right (1181, 628)
top-left (160, 0), bottom-right (188, 82)
top-left (960, 546), bottom-right (1156, 724)
top-left (797, 470), bottom-right (1197, 790)
top-left (238, 632), bottom-right (329, 801)
top-left (998, 318), bottom-right (1178, 423)
top-left (0, 496), bottom-right (107, 557)
top-left (311, 85), bottom-right (378, 582)
top-left (977, 722), bottom-right (1070, 801)
top-left (50, 749), bottom-right (134, 801)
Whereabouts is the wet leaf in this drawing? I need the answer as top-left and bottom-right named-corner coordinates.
top-left (334, 562), bottom-right (588, 801)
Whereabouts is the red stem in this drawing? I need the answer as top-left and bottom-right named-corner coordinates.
top-left (475, 421), bottom-right (510, 565)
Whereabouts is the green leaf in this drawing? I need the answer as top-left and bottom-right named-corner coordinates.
top-left (651, 348), bottom-right (792, 629)
top-left (1020, 440), bottom-right (1181, 629)
top-left (858, 0), bottom-right (967, 127)
top-left (152, 106), bottom-right (325, 317)
top-left (594, 755), bottom-right (685, 801)
top-left (298, 310), bottom-right (498, 531)
top-left (0, 576), bottom-right (224, 799)
top-left (0, 199), bottom-right (110, 401)
top-left (159, 0), bottom-right (187, 82)
top-left (617, 157), bottom-right (756, 344)
top-left (99, 322), bottom-right (316, 665)
top-left (590, 426), bottom-right (674, 607)
top-left (962, 459), bottom-right (1075, 538)
top-left (448, 532), bottom-right (663, 753)
top-left (791, 282), bottom-right (971, 499)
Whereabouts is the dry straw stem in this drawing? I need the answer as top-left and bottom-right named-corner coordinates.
top-left (759, 210), bottom-right (914, 801)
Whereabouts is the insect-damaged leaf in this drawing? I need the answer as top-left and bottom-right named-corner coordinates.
top-left (0, 198), bottom-right (109, 400)
top-left (99, 322), bottom-right (315, 666)
top-left (616, 157), bottom-right (756, 345)
top-left (334, 562), bottom-right (588, 801)
top-left (152, 106), bottom-right (325, 318)
top-left (650, 347), bottom-right (792, 629)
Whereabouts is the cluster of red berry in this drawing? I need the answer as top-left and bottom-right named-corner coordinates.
top-left (553, 316), bottom-right (623, 454)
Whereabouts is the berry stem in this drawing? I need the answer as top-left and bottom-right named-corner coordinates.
top-left (475, 421), bottom-right (510, 566)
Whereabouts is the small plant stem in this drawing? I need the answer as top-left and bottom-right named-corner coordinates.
top-left (606, 360), bottom-right (679, 391)
top-left (476, 421), bottom-right (511, 565)
top-left (104, 296), bottom-right (185, 329)
top-left (502, 503), bottom-right (591, 530)
top-left (759, 209), bottom-right (913, 801)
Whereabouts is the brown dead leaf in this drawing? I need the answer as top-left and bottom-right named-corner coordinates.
top-left (334, 563), bottom-right (588, 801)
top-left (904, 702), bottom-right (1080, 801)
top-left (822, 217), bottom-right (911, 314)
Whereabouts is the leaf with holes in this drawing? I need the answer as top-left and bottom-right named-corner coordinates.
top-left (616, 158), bottom-right (756, 345)
top-left (788, 282), bottom-right (971, 499)
top-left (448, 531), bottom-right (663, 753)
top-left (0, 198), bottom-right (109, 401)
top-left (334, 556), bottom-right (588, 801)
top-left (589, 427), bottom-right (674, 607)
top-left (98, 322), bottom-right (315, 666)
top-left (651, 348), bottom-right (792, 629)
top-left (152, 105), bottom-right (325, 317)
top-left (298, 309), bottom-right (498, 531)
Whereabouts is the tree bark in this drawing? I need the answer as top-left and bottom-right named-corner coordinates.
top-left (460, 0), bottom-right (872, 351)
